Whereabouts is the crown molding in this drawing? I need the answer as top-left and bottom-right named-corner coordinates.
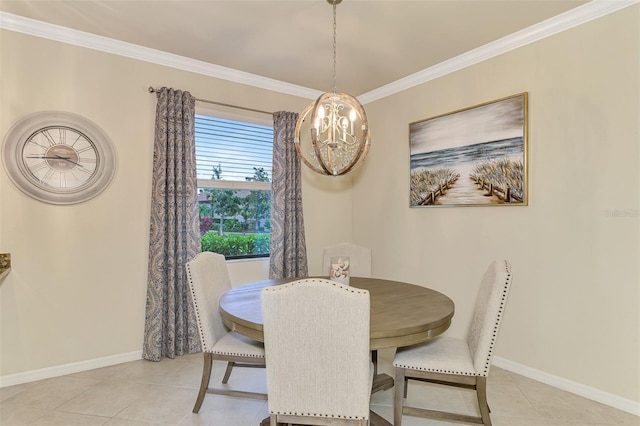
top-left (1, 0), bottom-right (637, 104)
top-left (0, 11), bottom-right (322, 100)
top-left (358, 0), bottom-right (639, 104)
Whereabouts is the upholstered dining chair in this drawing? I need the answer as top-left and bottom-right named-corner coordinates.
top-left (392, 260), bottom-right (513, 426)
top-left (262, 278), bottom-right (373, 426)
top-left (322, 242), bottom-right (372, 278)
top-left (185, 252), bottom-right (266, 413)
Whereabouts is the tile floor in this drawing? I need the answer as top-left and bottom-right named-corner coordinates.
top-left (1, 349), bottom-right (638, 426)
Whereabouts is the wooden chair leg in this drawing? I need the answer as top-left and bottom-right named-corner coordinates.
top-left (193, 352), bottom-right (213, 413)
top-left (394, 368), bottom-right (406, 426)
top-left (476, 376), bottom-right (492, 426)
top-left (222, 361), bottom-right (235, 383)
top-left (371, 350), bottom-right (378, 376)
top-left (403, 376), bottom-right (409, 398)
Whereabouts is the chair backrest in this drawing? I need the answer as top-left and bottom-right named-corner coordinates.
top-left (467, 260), bottom-right (513, 377)
top-left (262, 278), bottom-right (371, 420)
top-left (185, 252), bottom-right (232, 352)
top-left (322, 242), bottom-right (372, 277)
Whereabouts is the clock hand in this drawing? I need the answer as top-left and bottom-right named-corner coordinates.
top-left (26, 155), bottom-right (87, 169)
top-left (56, 154), bottom-right (85, 169)
top-left (26, 155), bottom-right (64, 159)
top-left (54, 154), bottom-right (74, 163)
top-left (54, 155), bottom-right (87, 169)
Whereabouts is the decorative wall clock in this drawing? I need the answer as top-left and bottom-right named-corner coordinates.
top-left (2, 111), bottom-right (117, 205)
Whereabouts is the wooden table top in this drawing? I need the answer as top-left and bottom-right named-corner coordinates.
top-left (219, 276), bottom-right (455, 350)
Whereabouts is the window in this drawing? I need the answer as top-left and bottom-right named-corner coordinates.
top-left (195, 113), bottom-right (273, 259)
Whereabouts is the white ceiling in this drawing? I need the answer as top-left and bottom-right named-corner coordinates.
top-left (0, 0), bottom-right (618, 99)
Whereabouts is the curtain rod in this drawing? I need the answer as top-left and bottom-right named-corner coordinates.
top-left (148, 86), bottom-right (273, 116)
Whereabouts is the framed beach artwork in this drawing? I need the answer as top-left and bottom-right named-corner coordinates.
top-left (409, 92), bottom-right (528, 207)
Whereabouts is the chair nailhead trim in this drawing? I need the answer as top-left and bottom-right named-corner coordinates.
top-left (271, 411), bottom-right (366, 420)
top-left (210, 351), bottom-right (264, 357)
top-left (263, 278), bottom-right (369, 294)
top-left (187, 253), bottom-right (266, 358)
top-left (186, 253), bottom-right (208, 351)
top-left (480, 261), bottom-right (512, 376)
top-left (396, 260), bottom-right (512, 379)
top-left (393, 365), bottom-right (476, 376)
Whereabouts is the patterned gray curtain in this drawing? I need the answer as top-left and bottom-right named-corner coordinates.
top-left (269, 111), bottom-right (309, 278)
top-left (143, 87), bottom-right (202, 361)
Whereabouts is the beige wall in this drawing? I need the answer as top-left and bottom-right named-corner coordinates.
top-left (1, 4), bottom-right (638, 410)
top-left (352, 6), bottom-right (639, 403)
top-left (0, 30), bottom-right (350, 377)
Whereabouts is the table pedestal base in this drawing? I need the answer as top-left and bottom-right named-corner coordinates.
top-left (372, 372), bottom-right (394, 394)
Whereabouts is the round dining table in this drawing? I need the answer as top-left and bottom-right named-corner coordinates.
top-left (220, 276), bottom-right (455, 426)
top-left (219, 276), bottom-right (455, 351)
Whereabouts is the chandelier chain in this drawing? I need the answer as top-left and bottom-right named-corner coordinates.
top-left (292, 0), bottom-right (370, 176)
top-left (332, 0), bottom-right (337, 95)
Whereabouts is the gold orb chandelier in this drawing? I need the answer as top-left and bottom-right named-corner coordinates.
top-left (294, 0), bottom-right (371, 176)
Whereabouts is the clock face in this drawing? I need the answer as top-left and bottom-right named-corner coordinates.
top-left (3, 111), bottom-right (117, 205)
top-left (22, 126), bottom-right (100, 191)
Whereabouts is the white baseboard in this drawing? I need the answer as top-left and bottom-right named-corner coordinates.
top-left (493, 356), bottom-right (640, 417)
top-left (0, 351), bottom-right (143, 388)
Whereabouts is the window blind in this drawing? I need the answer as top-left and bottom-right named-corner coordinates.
top-left (195, 115), bottom-right (273, 182)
